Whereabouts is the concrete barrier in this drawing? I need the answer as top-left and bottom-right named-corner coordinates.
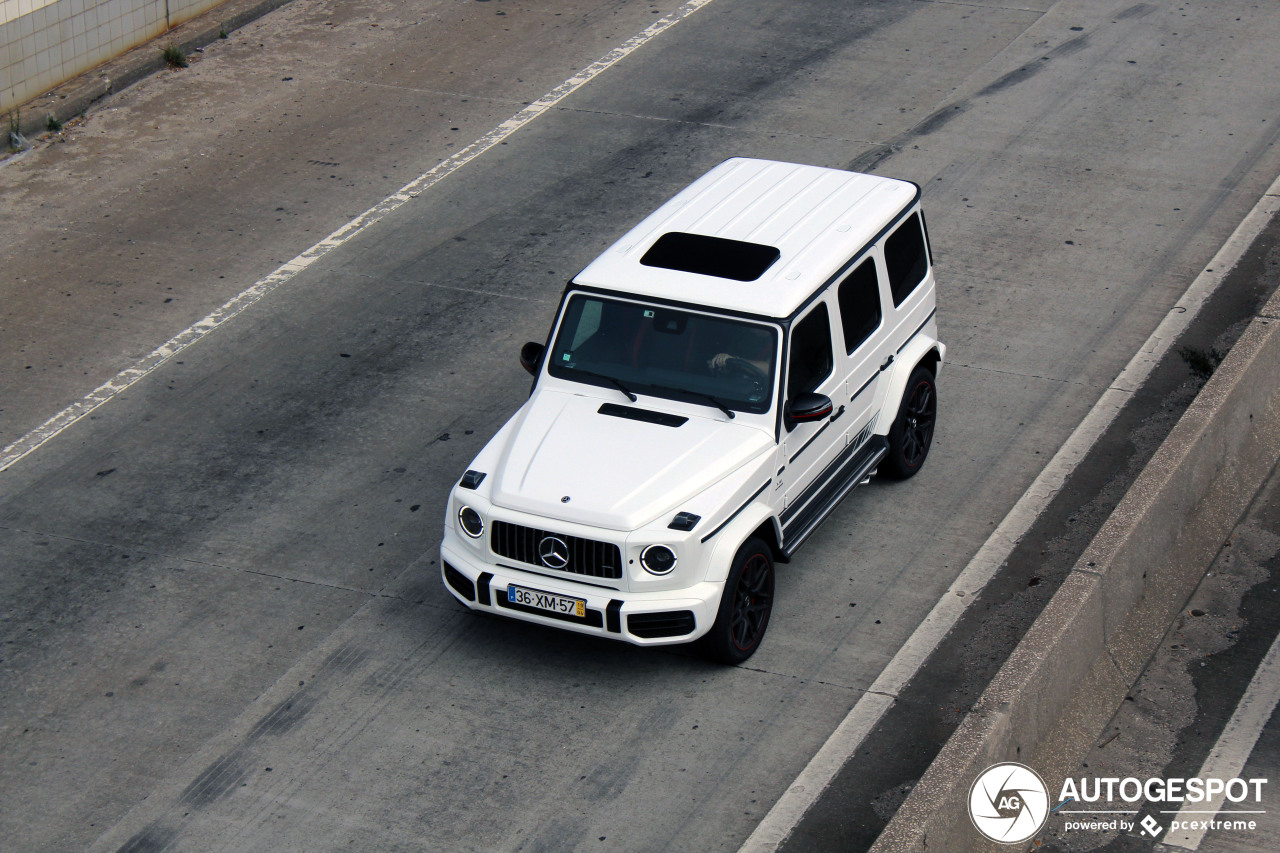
top-left (9, 0), bottom-right (293, 139)
top-left (872, 280), bottom-right (1280, 851)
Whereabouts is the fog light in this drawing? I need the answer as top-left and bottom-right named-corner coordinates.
top-left (640, 544), bottom-right (677, 575)
top-left (458, 505), bottom-right (484, 539)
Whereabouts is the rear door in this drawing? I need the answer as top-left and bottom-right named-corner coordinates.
top-left (835, 255), bottom-right (892, 446)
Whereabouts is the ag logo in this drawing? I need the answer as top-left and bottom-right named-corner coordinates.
top-left (968, 762), bottom-right (1050, 844)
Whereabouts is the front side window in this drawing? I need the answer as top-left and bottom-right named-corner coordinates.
top-left (547, 294), bottom-right (778, 414)
top-left (787, 303), bottom-right (834, 397)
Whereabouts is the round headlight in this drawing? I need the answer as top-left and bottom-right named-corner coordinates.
top-left (458, 505), bottom-right (484, 539)
top-left (640, 544), bottom-right (677, 575)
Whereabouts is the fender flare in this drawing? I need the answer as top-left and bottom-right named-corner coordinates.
top-left (700, 501), bottom-right (779, 586)
top-left (876, 333), bottom-right (944, 436)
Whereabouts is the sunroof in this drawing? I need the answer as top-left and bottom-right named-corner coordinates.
top-left (639, 232), bottom-right (781, 282)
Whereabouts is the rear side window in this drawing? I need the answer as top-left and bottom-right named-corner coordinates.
top-left (884, 212), bottom-right (929, 307)
top-left (837, 258), bottom-right (882, 353)
top-left (787, 303), bottom-right (834, 396)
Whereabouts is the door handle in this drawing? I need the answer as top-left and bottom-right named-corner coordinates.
top-left (829, 405), bottom-right (846, 423)
top-left (879, 354), bottom-right (894, 372)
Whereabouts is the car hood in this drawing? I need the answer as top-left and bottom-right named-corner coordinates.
top-left (490, 389), bottom-right (774, 531)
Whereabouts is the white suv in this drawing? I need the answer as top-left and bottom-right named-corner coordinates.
top-left (441, 158), bottom-right (944, 663)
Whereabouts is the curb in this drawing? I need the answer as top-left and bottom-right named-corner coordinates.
top-left (872, 228), bottom-right (1280, 849)
top-left (7, 0), bottom-right (294, 140)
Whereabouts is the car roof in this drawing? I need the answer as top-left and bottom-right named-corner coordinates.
top-left (572, 158), bottom-right (920, 319)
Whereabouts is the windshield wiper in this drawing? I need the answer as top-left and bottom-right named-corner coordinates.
top-left (572, 369), bottom-right (637, 402)
top-left (694, 393), bottom-right (736, 419)
top-left (643, 383), bottom-right (736, 419)
top-left (568, 370), bottom-right (734, 418)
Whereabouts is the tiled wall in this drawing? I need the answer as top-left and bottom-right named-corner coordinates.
top-left (1, 0), bottom-right (225, 115)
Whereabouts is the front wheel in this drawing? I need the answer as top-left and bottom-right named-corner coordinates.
top-left (882, 366), bottom-right (936, 479)
top-left (700, 538), bottom-right (774, 665)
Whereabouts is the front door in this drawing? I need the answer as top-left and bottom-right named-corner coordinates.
top-left (778, 298), bottom-right (847, 515)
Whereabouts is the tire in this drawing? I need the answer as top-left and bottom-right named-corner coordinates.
top-left (882, 365), bottom-right (936, 479)
top-left (700, 537), bottom-right (774, 665)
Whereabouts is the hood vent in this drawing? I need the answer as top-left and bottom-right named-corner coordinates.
top-left (598, 403), bottom-right (688, 428)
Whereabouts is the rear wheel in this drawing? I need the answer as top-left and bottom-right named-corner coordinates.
top-left (882, 366), bottom-right (936, 479)
top-left (700, 538), bottom-right (774, 665)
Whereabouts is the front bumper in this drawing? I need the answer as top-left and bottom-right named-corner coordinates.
top-left (440, 535), bottom-right (721, 646)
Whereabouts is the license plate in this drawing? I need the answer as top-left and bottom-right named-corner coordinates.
top-left (506, 584), bottom-right (586, 618)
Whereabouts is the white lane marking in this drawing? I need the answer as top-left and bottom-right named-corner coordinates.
top-left (739, 176), bottom-right (1280, 852)
top-left (0, 0), bottom-right (718, 474)
top-left (1157, 628), bottom-right (1280, 851)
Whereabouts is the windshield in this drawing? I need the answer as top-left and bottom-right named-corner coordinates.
top-left (547, 293), bottom-right (778, 415)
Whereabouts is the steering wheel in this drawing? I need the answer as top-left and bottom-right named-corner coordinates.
top-left (723, 356), bottom-right (768, 396)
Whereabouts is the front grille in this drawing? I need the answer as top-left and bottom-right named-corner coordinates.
top-left (491, 520), bottom-right (623, 580)
top-left (628, 611), bottom-right (697, 639)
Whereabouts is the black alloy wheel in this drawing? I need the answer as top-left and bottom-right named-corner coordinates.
top-left (883, 366), bottom-right (937, 479)
top-left (701, 538), bottom-right (774, 665)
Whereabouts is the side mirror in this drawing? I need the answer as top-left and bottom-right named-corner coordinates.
top-left (519, 341), bottom-right (545, 376)
top-left (787, 392), bottom-right (833, 424)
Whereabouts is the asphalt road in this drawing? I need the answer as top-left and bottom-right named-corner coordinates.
top-left (3, 1), bottom-right (1280, 851)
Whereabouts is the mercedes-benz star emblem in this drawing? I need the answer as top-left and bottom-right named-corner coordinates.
top-left (538, 536), bottom-right (569, 569)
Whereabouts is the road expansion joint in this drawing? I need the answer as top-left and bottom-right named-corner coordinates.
top-left (0, 522), bottom-right (432, 602)
top-left (306, 78), bottom-right (536, 104)
top-left (332, 269), bottom-right (557, 305)
top-left (540, 102), bottom-right (884, 146)
top-left (949, 360), bottom-right (1120, 390)
top-left (735, 663), bottom-right (883, 695)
